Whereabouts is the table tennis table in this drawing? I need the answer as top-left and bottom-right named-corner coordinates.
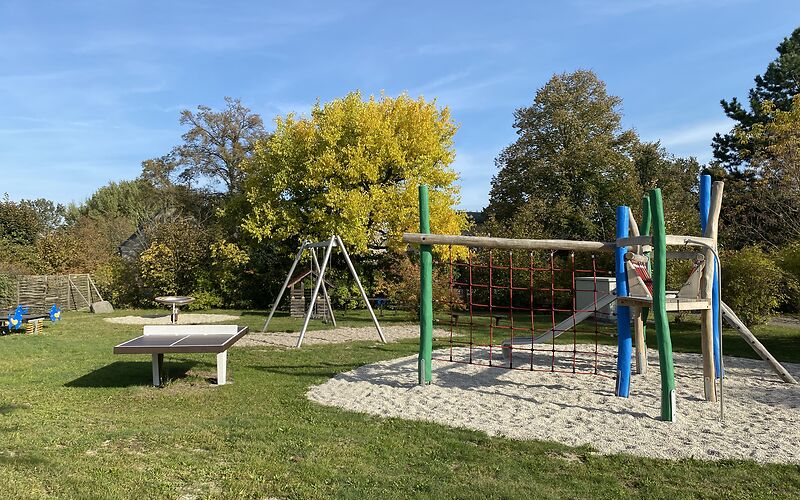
top-left (113, 324), bottom-right (248, 387)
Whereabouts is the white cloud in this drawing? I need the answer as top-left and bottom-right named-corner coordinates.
top-left (649, 119), bottom-right (734, 148)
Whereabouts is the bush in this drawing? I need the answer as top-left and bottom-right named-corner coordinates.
top-left (375, 255), bottom-right (462, 316)
top-left (93, 257), bottom-right (146, 308)
top-left (186, 291), bottom-right (224, 311)
top-left (777, 241), bottom-right (800, 313)
top-left (139, 243), bottom-right (177, 298)
top-left (722, 246), bottom-right (788, 326)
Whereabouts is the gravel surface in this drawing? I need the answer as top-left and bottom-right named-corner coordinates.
top-left (237, 324), bottom-right (447, 348)
top-left (105, 313), bottom-right (241, 325)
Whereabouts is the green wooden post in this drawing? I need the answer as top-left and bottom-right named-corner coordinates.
top-left (650, 188), bottom-right (676, 422)
top-left (640, 196), bottom-right (652, 343)
top-left (418, 185), bottom-right (433, 385)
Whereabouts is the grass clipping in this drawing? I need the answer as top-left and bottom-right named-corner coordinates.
top-left (308, 333), bottom-right (800, 464)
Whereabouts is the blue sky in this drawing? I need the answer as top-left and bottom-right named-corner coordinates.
top-left (1, 1), bottom-right (796, 210)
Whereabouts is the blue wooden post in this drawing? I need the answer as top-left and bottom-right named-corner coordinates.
top-left (615, 206), bottom-right (632, 397)
top-left (699, 175), bottom-right (722, 378)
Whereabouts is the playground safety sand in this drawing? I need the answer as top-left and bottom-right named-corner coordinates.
top-left (308, 338), bottom-right (800, 464)
top-left (105, 313), bottom-right (240, 325)
top-left (238, 325), bottom-right (449, 348)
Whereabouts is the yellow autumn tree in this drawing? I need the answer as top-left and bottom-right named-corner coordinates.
top-left (241, 91), bottom-right (469, 255)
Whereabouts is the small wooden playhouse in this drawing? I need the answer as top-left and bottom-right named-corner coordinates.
top-left (287, 270), bottom-right (331, 322)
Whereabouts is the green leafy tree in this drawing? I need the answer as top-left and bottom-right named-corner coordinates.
top-left (0, 195), bottom-right (43, 244)
top-left (487, 70), bottom-right (641, 241)
top-left (139, 243), bottom-right (178, 297)
top-left (713, 27), bottom-right (800, 171)
top-left (73, 179), bottom-right (163, 226)
top-left (241, 91), bottom-right (469, 255)
top-left (147, 97), bottom-right (267, 194)
top-left (719, 95), bottom-right (800, 248)
top-left (633, 142), bottom-right (701, 236)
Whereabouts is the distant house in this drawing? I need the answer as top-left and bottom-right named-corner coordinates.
top-left (117, 208), bottom-right (181, 259)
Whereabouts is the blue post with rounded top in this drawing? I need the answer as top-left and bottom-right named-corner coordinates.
top-left (615, 205), bottom-right (632, 397)
top-left (699, 175), bottom-right (722, 378)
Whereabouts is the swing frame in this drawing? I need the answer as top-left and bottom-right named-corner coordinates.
top-left (261, 235), bottom-right (387, 347)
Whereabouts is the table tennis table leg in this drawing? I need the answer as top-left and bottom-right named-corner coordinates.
top-left (216, 350), bottom-right (227, 385)
top-left (152, 353), bottom-right (164, 387)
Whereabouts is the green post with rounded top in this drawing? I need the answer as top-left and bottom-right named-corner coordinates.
top-left (418, 185), bottom-right (433, 385)
top-left (640, 196), bottom-right (652, 343)
top-left (650, 188), bottom-right (676, 422)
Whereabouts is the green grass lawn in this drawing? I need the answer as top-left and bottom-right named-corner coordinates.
top-left (1, 309), bottom-right (799, 498)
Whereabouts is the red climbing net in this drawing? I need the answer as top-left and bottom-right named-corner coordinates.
top-left (434, 246), bottom-right (617, 378)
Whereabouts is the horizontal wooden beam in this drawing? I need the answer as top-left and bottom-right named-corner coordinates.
top-left (402, 233), bottom-right (615, 253)
top-left (618, 296), bottom-right (711, 311)
top-left (617, 235), bottom-right (715, 249)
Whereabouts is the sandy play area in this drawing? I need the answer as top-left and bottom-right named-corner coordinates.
top-left (308, 336), bottom-right (800, 464)
top-left (105, 313), bottom-right (241, 325)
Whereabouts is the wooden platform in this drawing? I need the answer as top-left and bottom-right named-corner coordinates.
top-left (617, 296), bottom-right (710, 311)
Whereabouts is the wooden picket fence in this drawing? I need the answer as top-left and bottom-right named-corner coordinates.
top-left (0, 274), bottom-right (103, 314)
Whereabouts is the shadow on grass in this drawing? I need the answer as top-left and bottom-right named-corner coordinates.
top-left (64, 361), bottom-right (198, 388)
top-left (0, 453), bottom-right (47, 467)
top-left (0, 404), bottom-right (30, 415)
top-left (246, 362), bottom-right (360, 379)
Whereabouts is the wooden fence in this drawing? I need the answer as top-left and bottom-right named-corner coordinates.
top-left (0, 274), bottom-right (103, 313)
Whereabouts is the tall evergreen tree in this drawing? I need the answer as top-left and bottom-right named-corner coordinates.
top-left (712, 27), bottom-right (800, 171)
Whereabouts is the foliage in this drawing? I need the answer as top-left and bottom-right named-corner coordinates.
top-left (147, 97), bottom-right (268, 194)
top-left (487, 71), bottom-right (643, 241)
top-left (0, 195), bottom-right (43, 244)
top-left (722, 246), bottom-right (789, 326)
top-left (93, 257), bottom-right (143, 308)
top-left (716, 95), bottom-right (800, 248)
top-left (0, 238), bottom-right (39, 274)
top-left (375, 254), bottom-right (461, 315)
top-left (242, 91), bottom-right (469, 255)
top-left (209, 240), bottom-right (250, 307)
top-left (185, 290), bottom-right (224, 310)
top-left (21, 198), bottom-right (66, 231)
top-left (145, 218), bottom-right (211, 294)
top-left (72, 179), bottom-right (164, 226)
top-left (713, 27), bottom-right (800, 170)
top-left (633, 142), bottom-right (701, 235)
top-left (138, 243), bottom-right (178, 298)
top-left (777, 241), bottom-right (800, 313)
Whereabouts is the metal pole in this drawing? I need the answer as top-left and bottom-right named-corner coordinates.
top-left (311, 247), bottom-right (337, 327)
top-left (336, 235), bottom-right (385, 343)
top-left (418, 185), bottom-right (433, 384)
top-left (262, 242), bottom-right (307, 332)
top-left (297, 237), bottom-right (336, 347)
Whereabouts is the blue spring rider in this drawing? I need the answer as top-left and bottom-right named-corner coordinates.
top-left (7, 305), bottom-right (28, 331)
top-left (50, 304), bottom-right (62, 322)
